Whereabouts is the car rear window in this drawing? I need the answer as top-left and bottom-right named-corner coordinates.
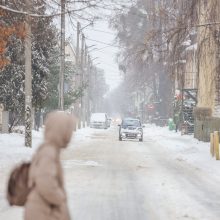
top-left (122, 119), bottom-right (141, 127)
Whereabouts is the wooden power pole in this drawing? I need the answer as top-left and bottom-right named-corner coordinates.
top-left (86, 56), bottom-right (91, 125)
top-left (80, 34), bottom-right (85, 128)
top-left (76, 22), bottom-right (80, 70)
top-left (59, 0), bottom-right (65, 110)
top-left (25, 0), bottom-right (32, 147)
top-left (83, 44), bottom-right (87, 128)
top-left (75, 22), bottom-right (81, 129)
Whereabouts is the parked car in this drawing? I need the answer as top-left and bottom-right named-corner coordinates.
top-left (90, 113), bottom-right (108, 129)
top-left (119, 118), bottom-right (144, 142)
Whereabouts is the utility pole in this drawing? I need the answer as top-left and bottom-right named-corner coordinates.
top-left (83, 44), bottom-right (88, 128)
top-left (80, 34), bottom-right (85, 128)
top-left (94, 67), bottom-right (97, 112)
top-left (59, 0), bottom-right (65, 110)
top-left (87, 56), bottom-right (91, 125)
top-left (25, 0), bottom-right (32, 147)
top-left (76, 22), bottom-right (80, 77)
top-left (75, 22), bottom-right (80, 128)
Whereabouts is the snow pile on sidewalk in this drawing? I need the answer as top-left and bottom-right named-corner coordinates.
top-left (0, 127), bottom-right (93, 219)
top-left (0, 131), bottom-right (43, 169)
top-left (0, 127), bottom-right (95, 168)
top-left (144, 124), bottom-right (220, 175)
top-left (0, 130), bottom-right (44, 218)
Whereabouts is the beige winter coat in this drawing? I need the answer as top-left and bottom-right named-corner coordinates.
top-left (24, 111), bottom-right (75, 220)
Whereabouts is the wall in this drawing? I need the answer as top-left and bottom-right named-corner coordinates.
top-left (185, 44), bottom-right (197, 89)
top-left (197, 0), bottom-right (220, 113)
top-left (195, 117), bottom-right (220, 142)
top-left (194, 0), bottom-right (220, 141)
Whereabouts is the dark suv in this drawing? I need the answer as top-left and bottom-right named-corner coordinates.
top-left (119, 118), bottom-right (143, 142)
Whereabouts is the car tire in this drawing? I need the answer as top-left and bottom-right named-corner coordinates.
top-left (139, 137), bottom-right (143, 142)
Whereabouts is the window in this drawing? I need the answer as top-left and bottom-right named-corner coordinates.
top-left (122, 119), bottom-right (141, 127)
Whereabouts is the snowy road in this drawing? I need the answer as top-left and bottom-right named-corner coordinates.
top-left (1, 125), bottom-right (220, 219)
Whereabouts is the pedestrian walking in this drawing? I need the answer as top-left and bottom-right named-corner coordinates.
top-left (24, 111), bottom-right (75, 220)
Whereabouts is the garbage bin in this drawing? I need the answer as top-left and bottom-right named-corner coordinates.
top-left (168, 118), bottom-right (175, 131)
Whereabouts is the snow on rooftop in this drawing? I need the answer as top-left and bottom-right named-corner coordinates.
top-left (90, 113), bottom-right (107, 121)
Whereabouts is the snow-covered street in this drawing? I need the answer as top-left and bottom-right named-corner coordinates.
top-left (1, 125), bottom-right (220, 220)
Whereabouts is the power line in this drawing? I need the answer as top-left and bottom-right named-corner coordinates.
top-left (67, 14), bottom-right (121, 51)
top-left (0, 4), bottom-right (94, 18)
top-left (92, 49), bottom-right (117, 55)
top-left (97, 45), bottom-right (116, 50)
top-left (86, 27), bottom-right (116, 36)
top-left (66, 7), bottom-right (121, 78)
top-left (95, 61), bottom-right (120, 73)
top-left (85, 37), bottom-right (123, 48)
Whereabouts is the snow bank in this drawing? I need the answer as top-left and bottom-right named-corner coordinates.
top-left (0, 126), bottom-right (96, 168)
top-left (0, 130), bottom-right (43, 216)
top-left (144, 124), bottom-right (220, 178)
top-left (0, 131), bottom-right (43, 169)
top-left (0, 126), bottom-right (99, 168)
top-left (0, 127), bottom-right (93, 216)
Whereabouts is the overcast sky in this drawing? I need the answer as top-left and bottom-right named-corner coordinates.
top-left (52, 1), bottom-right (134, 91)
top-left (64, 7), bottom-right (123, 91)
top-left (84, 19), bottom-right (123, 91)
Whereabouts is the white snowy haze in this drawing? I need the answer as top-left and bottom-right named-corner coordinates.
top-left (64, 3), bottom-right (125, 91)
top-left (83, 19), bottom-right (123, 90)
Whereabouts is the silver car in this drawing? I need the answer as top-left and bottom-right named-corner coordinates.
top-left (119, 118), bottom-right (143, 142)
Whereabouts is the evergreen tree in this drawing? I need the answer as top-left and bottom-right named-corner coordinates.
top-left (0, 0), bottom-right (57, 130)
top-left (44, 51), bottom-right (87, 111)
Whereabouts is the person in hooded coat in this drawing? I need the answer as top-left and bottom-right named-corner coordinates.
top-left (24, 111), bottom-right (75, 220)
